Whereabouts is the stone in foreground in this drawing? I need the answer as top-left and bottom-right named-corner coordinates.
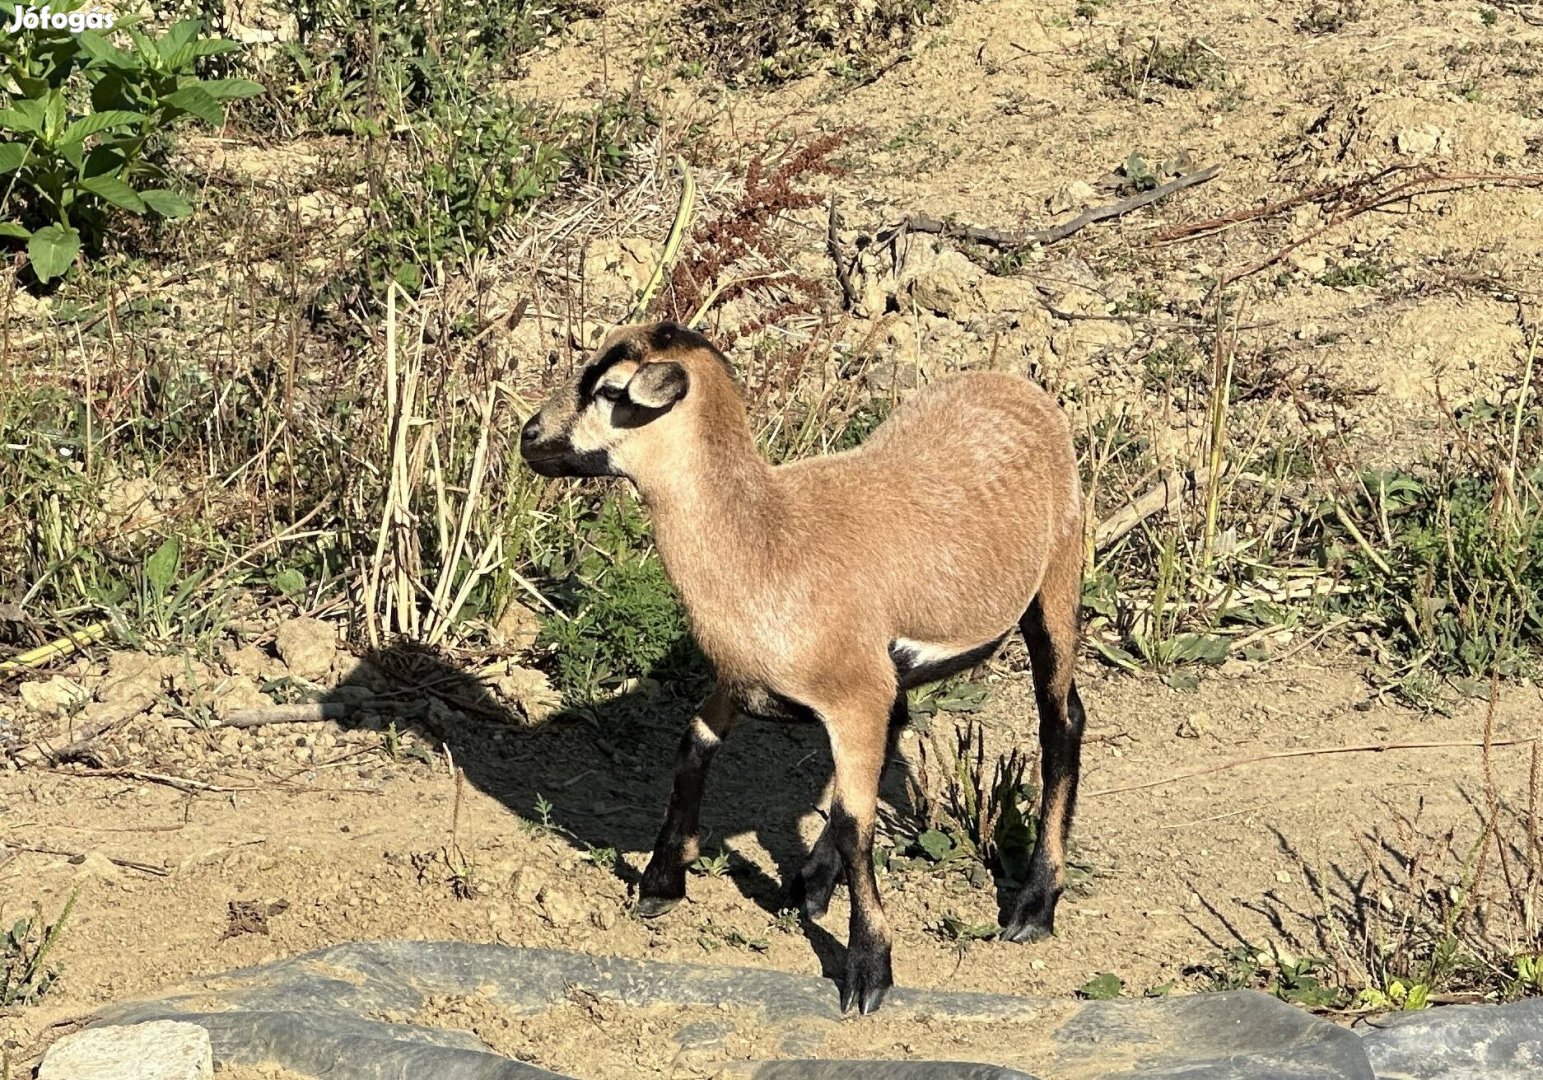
top-left (41, 1019), bottom-right (213, 1080)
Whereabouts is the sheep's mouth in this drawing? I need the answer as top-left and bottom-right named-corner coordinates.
top-left (521, 445), bottom-right (615, 479)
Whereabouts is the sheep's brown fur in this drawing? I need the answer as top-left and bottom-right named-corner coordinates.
top-left (521, 321), bottom-right (1088, 1015)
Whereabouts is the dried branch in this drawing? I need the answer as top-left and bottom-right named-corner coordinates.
top-left (894, 164), bottom-right (1221, 250)
top-left (827, 194), bottom-right (858, 311)
top-left (1091, 738), bottom-right (1539, 799)
top-left (1094, 467), bottom-right (1213, 550)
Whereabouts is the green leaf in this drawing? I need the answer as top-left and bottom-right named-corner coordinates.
top-left (934, 681), bottom-right (989, 713)
top-left (0, 143), bottom-right (31, 173)
top-left (0, 222), bottom-right (30, 240)
top-left (1168, 633), bottom-right (1230, 666)
top-left (26, 224), bottom-right (80, 283)
top-left (82, 145), bottom-right (128, 179)
top-left (42, 92), bottom-right (66, 143)
top-left (915, 828), bottom-right (957, 863)
top-left (161, 85), bottom-right (223, 125)
top-left (145, 537), bottom-right (180, 595)
top-left (188, 39), bottom-right (243, 58)
top-left (1089, 637), bottom-right (1142, 672)
top-left (75, 31), bottom-right (136, 67)
top-left (1078, 973), bottom-right (1124, 1000)
top-left (139, 188), bottom-right (193, 218)
top-left (272, 568), bottom-right (306, 597)
top-left (157, 20), bottom-right (203, 60)
top-left (60, 110), bottom-right (146, 145)
top-left (1162, 670), bottom-right (1200, 693)
top-left (79, 174), bottom-right (147, 213)
top-left (0, 108), bottom-right (42, 136)
top-left (198, 78), bottom-right (264, 100)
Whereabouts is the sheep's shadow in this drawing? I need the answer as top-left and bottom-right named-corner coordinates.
top-left (320, 640), bottom-right (925, 985)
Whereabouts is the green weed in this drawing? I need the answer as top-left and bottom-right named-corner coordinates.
top-left (1091, 37), bottom-right (1227, 100)
top-left (1316, 261), bottom-right (1387, 288)
top-left (534, 495), bottom-right (701, 706)
top-left (0, 9), bottom-right (261, 281)
top-left (2, 886), bottom-right (80, 1006)
top-left (1077, 972), bottom-right (1125, 1000)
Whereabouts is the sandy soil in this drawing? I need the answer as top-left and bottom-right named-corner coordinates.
top-left (3, 638), bottom-right (1538, 1073)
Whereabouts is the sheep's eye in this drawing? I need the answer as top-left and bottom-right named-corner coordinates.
top-left (595, 384), bottom-right (627, 403)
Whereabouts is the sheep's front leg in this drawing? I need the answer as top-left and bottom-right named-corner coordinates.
top-left (790, 693), bottom-right (907, 920)
top-left (823, 700), bottom-right (894, 1015)
top-left (637, 687), bottom-right (737, 917)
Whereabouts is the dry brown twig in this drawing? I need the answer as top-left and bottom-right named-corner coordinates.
top-left (1091, 738), bottom-right (1540, 799)
top-left (1095, 467), bottom-right (1213, 551)
top-left (1203, 168), bottom-right (1543, 302)
top-left (894, 164), bottom-right (1221, 250)
top-left (2, 842), bottom-right (170, 877)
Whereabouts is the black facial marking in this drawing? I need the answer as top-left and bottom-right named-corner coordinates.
top-left (577, 338), bottom-right (645, 401)
top-left (649, 321), bottom-right (736, 378)
top-left (889, 632), bottom-right (1011, 691)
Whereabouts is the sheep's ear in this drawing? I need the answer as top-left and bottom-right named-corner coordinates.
top-left (625, 361), bottom-right (689, 410)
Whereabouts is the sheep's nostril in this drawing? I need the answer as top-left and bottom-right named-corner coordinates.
top-left (520, 417), bottom-right (540, 446)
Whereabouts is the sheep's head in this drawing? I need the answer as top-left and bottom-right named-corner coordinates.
top-left (520, 321), bottom-right (735, 482)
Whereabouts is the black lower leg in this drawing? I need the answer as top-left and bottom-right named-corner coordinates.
top-left (790, 696), bottom-right (907, 919)
top-left (1003, 682), bottom-right (1086, 942)
top-left (638, 702), bottom-right (731, 917)
top-left (831, 802), bottom-right (893, 1015)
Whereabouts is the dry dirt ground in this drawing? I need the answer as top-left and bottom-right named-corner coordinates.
top-left (3, 637), bottom-right (1539, 1074)
top-left (5, 0), bottom-right (1543, 1074)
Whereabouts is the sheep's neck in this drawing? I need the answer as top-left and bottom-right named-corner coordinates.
top-left (636, 440), bottom-right (780, 628)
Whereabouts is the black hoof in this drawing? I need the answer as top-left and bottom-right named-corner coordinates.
top-left (786, 857), bottom-right (841, 921)
top-left (839, 948), bottom-right (894, 1015)
top-left (1000, 914), bottom-right (1053, 944)
top-left (1001, 883), bottom-right (1060, 943)
top-left (634, 894), bottom-right (683, 919)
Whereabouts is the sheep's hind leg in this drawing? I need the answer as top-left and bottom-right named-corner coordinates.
top-left (1002, 544), bottom-right (1087, 944)
top-left (788, 694), bottom-right (907, 920)
top-left (637, 687), bottom-right (738, 918)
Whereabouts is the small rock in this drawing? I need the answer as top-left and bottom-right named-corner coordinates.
top-left (40, 1020), bottom-right (213, 1080)
top-left (19, 676), bottom-right (88, 718)
top-left (866, 359), bottom-right (919, 393)
top-left (491, 602), bottom-right (542, 651)
top-left (98, 651), bottom-right (178, 701)
top-left (223, 643), bottom-right (276, 679)
top-left (274, 617), bottom-right (338, 680)
top-left (495, 666), bottom-right (561, 724)
top-left (537, 885), bottom-right (583, 927)
top-left (908, 250), bottom-right (982, 317)
top-left (1274, 870), bottom-right (1293, 885)
top-left (1175, 712), bottom-right (1211, 739)
top-left (1394, 125), bottom-right (1447, 157)
top-left (211, 674), bottom-right (272, 713)
top-left (66, 850), bottom-right (125, 887)
top-left (1047, 179), bottom-right (1096, 214)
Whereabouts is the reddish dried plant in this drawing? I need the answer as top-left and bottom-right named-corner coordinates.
top-left (660, 130), bottom-right (849, 345)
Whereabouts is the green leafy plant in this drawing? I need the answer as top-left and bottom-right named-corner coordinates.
top-left (1077, 972), bottom-right (1124, 1000)
top-left (535, 495), bottom-right (702, 705)
top-left (1196, 943), bottom-right (1344, 1008)
top-left (0, 5), bottom-right (261, 280)
top-left (691, 848), bottom-right (733, 878)
top-left (2, 887), bottom-right (80, 1007)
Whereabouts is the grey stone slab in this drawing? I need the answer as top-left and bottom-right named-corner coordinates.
top-left (747, 1062), bottom-right (1040, 1079)
top-left (1356, 998), bottom-right (1543, 1079)
top-left (84, 941), bottom-right (1383, 1080)
top-left (1051, 991), bottom-right (1375, 1080)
